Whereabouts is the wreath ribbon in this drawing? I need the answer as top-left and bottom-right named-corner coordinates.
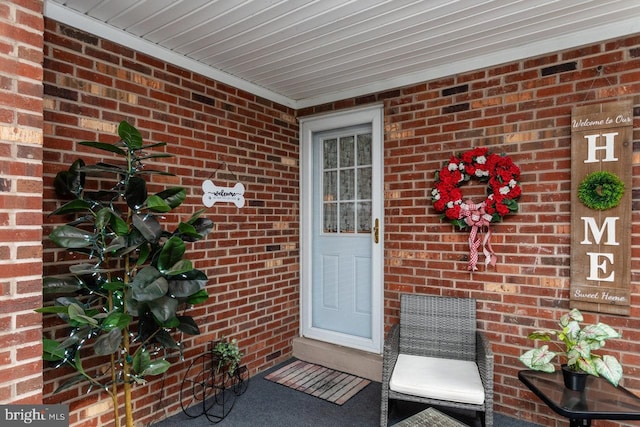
top-left (431, 147), bottom-right (521, 272)
top-left (460, 201), bottom-right (497, 271)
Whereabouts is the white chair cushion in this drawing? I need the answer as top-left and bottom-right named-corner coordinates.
top-left (389, 353), bottom-right (485, 405)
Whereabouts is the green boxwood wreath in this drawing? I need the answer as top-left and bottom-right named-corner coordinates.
top-left (577, 170), bottom-right (625, 210)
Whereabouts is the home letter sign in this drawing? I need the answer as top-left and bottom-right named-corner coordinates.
top-left (570, 101), bottom-right (632, 315)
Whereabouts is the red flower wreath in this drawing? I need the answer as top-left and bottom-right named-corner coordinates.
top-left (431, 147), bottom-right (522, 270)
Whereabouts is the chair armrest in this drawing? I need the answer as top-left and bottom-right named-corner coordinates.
top-left (476, 331), bottom-right (494, 393)
top-left (382, 323), bottom-right (400, 384)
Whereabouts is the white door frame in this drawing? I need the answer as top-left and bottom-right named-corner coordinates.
top-left (299, 104), bottom-right (384, 354)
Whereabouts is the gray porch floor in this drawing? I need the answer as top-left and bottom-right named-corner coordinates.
top-left (152, 359), bottom-right (541, 427)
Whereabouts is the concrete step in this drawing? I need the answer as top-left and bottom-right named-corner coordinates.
top-left (292, 336), bottom-right (382, 382)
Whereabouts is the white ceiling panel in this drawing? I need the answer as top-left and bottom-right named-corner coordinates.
top-left (44, 0), bottom-right (640, 108)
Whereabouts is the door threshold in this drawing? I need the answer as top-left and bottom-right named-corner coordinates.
top-left (292, 337), bottom-right (382, 382)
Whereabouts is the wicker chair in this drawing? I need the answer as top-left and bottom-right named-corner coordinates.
top-left (380, 294), bottom-right (494, 427)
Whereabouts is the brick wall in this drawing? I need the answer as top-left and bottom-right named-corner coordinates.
top-left (42, 19), bottom-right (299, 426)
top-left (300, 35), bottom-right (640, 426)
top-left (0, 0), bottom-right (44, 406)
top-left (39, 13), bottom-right (640, 427)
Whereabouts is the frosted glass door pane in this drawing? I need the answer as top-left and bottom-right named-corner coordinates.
top-left (340, 202), bottom-right (355, 233)
top-left (324, 203), bottom-right (337, 232)
top-left (340, 169), bottom-right (355, 200)
top-left (357, 134), bottom-right (371, 166)
top-left (324, 171), bottom-right (337, 201)
top-left (358, 167), bottom-right (371, 200)
top-left (358, 202), bottom-right (372, 232)
top-left (340, 136), bottom-right (354, 167)
top-left (324, 138), bottom-right (337, 168)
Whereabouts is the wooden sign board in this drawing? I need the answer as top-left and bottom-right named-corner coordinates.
top-left (570, 101), bottom-right (633, 315)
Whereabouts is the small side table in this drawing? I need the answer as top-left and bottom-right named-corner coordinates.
top-left (393, 407), bottom-right (467, 427)
top-left (519, 370), bottom-right (640, 427)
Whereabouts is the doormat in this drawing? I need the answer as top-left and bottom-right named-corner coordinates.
top-left (264, 360), bottom-right (370, 405)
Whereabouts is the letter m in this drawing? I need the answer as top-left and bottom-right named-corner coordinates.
top-left (580, 217), bottom-right (619, 245)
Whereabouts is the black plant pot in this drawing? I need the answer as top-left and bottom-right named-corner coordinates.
top-left (562, 365), bottom-right (589, 391)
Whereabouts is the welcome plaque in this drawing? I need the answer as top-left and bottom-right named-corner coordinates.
top-left (570, 101), bottom-right (633, 315)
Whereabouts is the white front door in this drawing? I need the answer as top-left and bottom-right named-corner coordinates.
top-left (300, 105), bottom-right (384, 353)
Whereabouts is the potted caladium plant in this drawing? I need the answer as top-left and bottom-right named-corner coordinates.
top-left (212, 338), bottom-right (243, 374)
top-left (519, 308), bottom-right (623, 390)
top-left (39, 121), bottom-right (212, 427)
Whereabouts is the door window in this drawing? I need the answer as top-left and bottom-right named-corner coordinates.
top-left (322, 132), bottom-right (372, 234)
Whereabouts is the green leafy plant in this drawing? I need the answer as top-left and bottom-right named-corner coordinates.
top-left (39, 121), bottom-right (212, 427)
top-left (519, 308), bottom-right (623, 386)
top-left (212, 338), bottom-right (243, 374)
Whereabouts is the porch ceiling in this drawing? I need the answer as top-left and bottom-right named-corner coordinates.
top-left (45, 0), bottom-right (640, 109)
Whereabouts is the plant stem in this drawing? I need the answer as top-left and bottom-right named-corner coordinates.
top-left (111, 353), bottom-right (120, 427)
top-left (123, 327), bottom-right (133, 427)
top-left (123, 201), bottom-right (134, 427)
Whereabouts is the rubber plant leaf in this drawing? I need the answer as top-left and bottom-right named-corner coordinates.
top-left (168, 269), bottom-right (207, 297)
top-left (53, 159), bottom-right (86, 198)
top-left (141, 141), bottom-right (167, 150)
top-left (177, 316), bottom-right (200, 335)
top-left (101, 312), bottom-right (132, 331)
top-left (141, 360), bottom-right (171, 376)
top-left (110, 214), bottom-right (129, 236)
top-left (179, 217), bottom-right (214, 242)
top-left (131, 266), bottom-right (168, 302)
top-left (42, 276), bottom-right (83, 294)
top-left (105, 235), bottom-right (127, 253)
top-left (50, 199), bottom-right (92, 216)
top-left (35, 305), bottom-right (69, 314)
top-left (81, 163), bottom-right (126, 175)
top-left (145, 195), bottom-right (171, 213)
top-left (153, 329), bottom-right (179, 349)
top-left (137, 169), bottom-right (176, 177)
top-left (126, 176), bottom-right (148, 210)
top-left (137, 242), bottom-right (150, 266)
top-left (67, 303), bottom-right (99, 327)
top-left (118, 120), bottom-right (143, 149)
top-left (79, 141), bottom-right (126, 156)
top-left (177, 222), bottom-right (201, 239)
top-left (191, 217), bottom-right (213, 237)
top-left (95, 208), bottom-right (112, 230)
top-left (101, 280), bottom-right (126, 291)
top-left (132, 346), bottom-right (151, 375)
top-left (132, 213), bottom-right (162, 243)
top-left (125, 290), bottom-right (144, 317)
top-left (162, 317), bottom-right (180, 328)
top-left (164, 259), bottom-right (193, 276)
top-left (155, 187), bottom-right (186, 209)
top-left (49, 225), bottom-right (94, 248)
top-left (186, 208), bottom-right (205, 224)
top-left (42, 338), bottom-right (66, 361)
top-left (68, 263), bottom-right (107, 276)
top-left (54, 375), bottom-right (86, 394)
top-left (186, 289), bottom-right (209, 305)
top-left (148, 295), bottom-right (178, 323)
top-left (94, 328), bottom-right (122, 356)
top-left (157, 236), bottom-right (186, 273)
top-left (138, 153), bottom-right (173, 161)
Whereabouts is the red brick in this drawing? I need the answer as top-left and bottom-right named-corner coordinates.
top-left (0, 262), bottom-right (42, 279)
